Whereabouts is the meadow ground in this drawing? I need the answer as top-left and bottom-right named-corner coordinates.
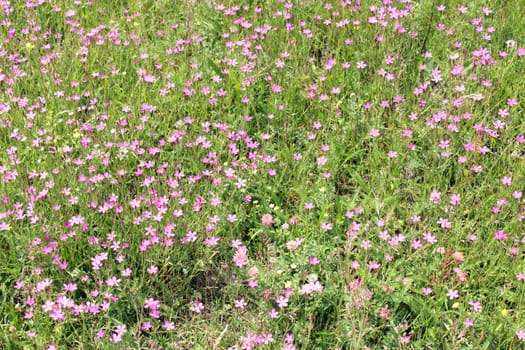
top-left (1, 0), bottom-right (525, 349)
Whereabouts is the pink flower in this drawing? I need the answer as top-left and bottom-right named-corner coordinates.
top-left (162, 320), bottom-right (175, 330)
top-left (141, 322), bottom-right (152, 331)
top-left (450, 194), bottom-right (461, 206)
top-left (399, 334), bottom-right (411, 345)
top-left (356, 61), bottom-right (367, 69)
top-left (438, 218), bottom-right (452, 230)
top-left (286, 238), bottom-right (303, 251)
top-left (190, 301), bottom-right (204, 313)
top-left (105, 276), bottom-right (121, 287)
top-left (501, 176), bottom-right (512, 186)
top-left (464, 318), bottom-right (474, 327)
top-left (233, 245), bottom-right (248, 267)
top-left (268, 308), bottom-right (279, 318)
top-left (422, 287), bottom-right (433, 295)
top-left (261, 214), bottom-right (274, 227)
top-left (378, 305), bottom-right (392, 319)
top-left (234, 298), bottom-right (247, 309)
top-left (494, 230), bottom-right (507, 241)
top-left (468, 301), bottom-right (482, 312)
top-left (309, 256), bottom-right (319, 265)
top-left (299, 281), bottom-right (323, 295)
top-left (270, 85), bottom-right (282, 93)
top-left (388, 151), bottom-right (398, 158)
top-left (320, 222), bottom-right (332, 232)
top-left (144, 298), bottom-right (160, 310)
top-left (275, 295), bottom-right (289, 308)
top-left (430, 190), bottom-right (441, 204)
top-left (446, 289), bottom-right (459, 300)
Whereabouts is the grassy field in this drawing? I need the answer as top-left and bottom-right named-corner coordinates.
top-left (1, 0), bottom-right (525, 349)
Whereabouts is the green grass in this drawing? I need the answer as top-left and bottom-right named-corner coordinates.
top-left (1, 0), bottom-right (525, 349)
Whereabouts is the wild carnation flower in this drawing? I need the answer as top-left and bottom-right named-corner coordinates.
top-left (446, 289), bottom-right (459, 300)
top-left (190, 300), bottom-right (205, 313)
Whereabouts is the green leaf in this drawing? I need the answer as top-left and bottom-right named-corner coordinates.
top-left (208, 59), bottom-right (224, 78)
